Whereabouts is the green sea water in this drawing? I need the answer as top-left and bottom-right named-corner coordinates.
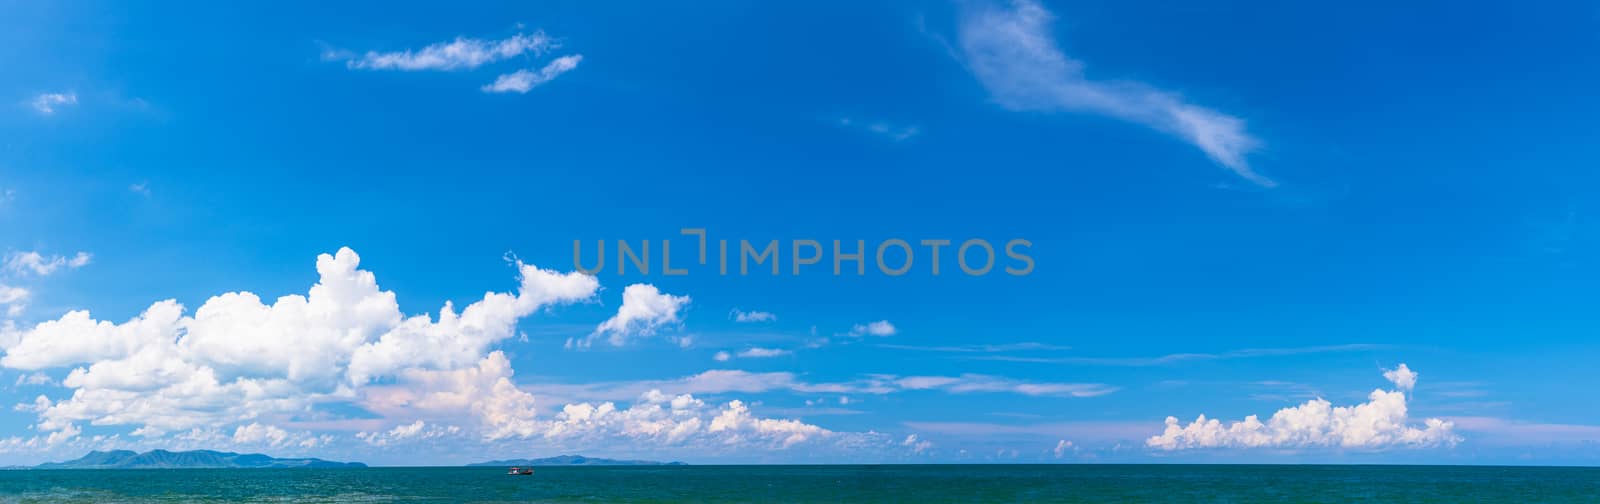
top-left (3, 465), bottom-right (1598, 503)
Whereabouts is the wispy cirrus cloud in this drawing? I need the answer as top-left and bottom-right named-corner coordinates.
top-left (1445, 416), bottom-right (1600, 446)
top-left (0, 285), bottom-right (28, 305)
top-left (482, 55), bottom-right (583, 94)
top-left (525, 369), bottom-right (1115, 408)
top-left (971, 343), bottom-right (1384, 366)
top-left (957, 0), bottom-right (1271, 186)
top-left (836, 117), bottom-right (921, 142)
top-left (333, 32), bottom-right (555, 71)
top-left (29, 93), bottom-right (76, 115)
top-left (4, 251), bottom-right (92, 277)
top-left (327, 31), bottom-right (583, 94)
top-left (846, 320), bottom-right (896, 337)
top-left (736, 347), bottom-right (791, 358)
top-left (728, 308), bottom-right (776, 323)
top-left (0, 285), bottom-right (28, 317)
top-left (893, 374), bottom-right (1116, 398)
top-left (877, 342), bottom-right (1070, 353)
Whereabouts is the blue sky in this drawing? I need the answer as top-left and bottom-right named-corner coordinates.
top-left (2, 0), bottom-right (1599, 466)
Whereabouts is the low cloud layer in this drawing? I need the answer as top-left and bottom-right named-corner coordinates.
top-left (0, 248), bottom-right (864, 460)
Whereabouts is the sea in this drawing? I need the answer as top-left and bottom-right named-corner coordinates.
top-left (3, 465), bottom-right (1598, 503)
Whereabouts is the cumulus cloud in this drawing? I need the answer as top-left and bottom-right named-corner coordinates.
top-left (30, 93), bottom-right (76, 115)
top-left (0, 248), bottom-right (595, 439)
top-left (1384, 363), bottom-right (1418, 391)
top-left (573, 284), bottom-right (690, 348)
top-left (729, 308), bottom-right (776, 323)
top-left (4, 251), bottom-right (92, 276)
top-left (847, 320), bottom-right (896, 337)
top-left (0, 248), bottom-right (931, 461)
top-left (357, 420), bottom-right (462, 447)
top-left (902, 434), bottom-right (933, 454)
top-left (482, 55), bottom-right (583, 94)
top-left (1146, 364), bottom-right (1458, 450)
top-left (232, 423), bottom-right (289, 447)
top-left (360, 351), bottom-right (544, 441)
top-left (336, 32), bottom-right (555, 71)
top-left (541, 390), bottom-right (831, 449)
top-left (957, 0), bottom-right (1271, 186)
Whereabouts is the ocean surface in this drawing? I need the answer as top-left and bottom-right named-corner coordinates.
top-left (3, 465), bottom-right (1598, 503)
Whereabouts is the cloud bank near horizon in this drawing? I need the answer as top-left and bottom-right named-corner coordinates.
top-left (1146, 364), bottom-right (1458, 450)
top-left (0, 248), bottom-right (906, 461)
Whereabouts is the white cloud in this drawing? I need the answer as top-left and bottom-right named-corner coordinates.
top-left (30, 93), bottom-right (76, 115)
top-left (729, 308), bottom-right (776, 323)
top-left (46, 423), bottom-right (80, 445)
top-left (893, 373), bottom-right (1116, 397)
top-left (0, 248), bottom-right (943, 462)
top-left (1383, 363), bottom-right (1417, 391)
top-left (540, 391), bottom-right (831, 449)
top-left (736, 347), bottom-right (791, 359)
top-left (0, 284), bottom-right (27, 307)
top-left (529, 369), bottom-right (1114, 404)
top-left (339, 32), bottom-right (554, 71)
top-left (231, 422), bottom-right (290, 447)
top-left (837, 117), bottom-right (921, 142)
top-left (957, 0), bottom-right (1271, 186)
top-left (360, 351), bottom-right (544, 441)
top-left (1146, 364), bottom-right (1458, 450)
top-left (1446, 417), bottom-right (1600, 446)
top-left (357, 420), bottom-right (462, 446)
top-left (346, 256), bottom-right (599, 384)
top-left (482, 55), bottom-right (583, 94)
top-left (573, 284), bottom-right (690, 348)
top-left (228, 423), bottom-right (331, 450)
top-left (1052, 439), bottom-right (1073, 458)
top-left (13, 372), bottom-right (54, 387)
top-left (712, 351), bottom-right (731, 362)
top-left (4, 251), bottom-right (92, 276)
top-left (847, 320), bottom-right (896, 337)
top-left (902, 434), bottom-right (933, 454)
top-left (129, 182), bottom-right (151, 196)
top-left (15, 395), bottom-right (50, 414)
top-left (0, 247), bottom-right (594, 439)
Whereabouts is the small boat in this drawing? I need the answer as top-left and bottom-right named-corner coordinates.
top-left (507, 467), bottom-right (534, 476)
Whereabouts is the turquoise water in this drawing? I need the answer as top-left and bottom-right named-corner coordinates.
top-left (3, 465), bottom-right (1598, 503)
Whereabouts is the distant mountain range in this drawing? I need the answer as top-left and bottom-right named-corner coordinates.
top-left (35, 450), bottom-right (366, 469)
top-left (466, 455), bottom-right (686, 467)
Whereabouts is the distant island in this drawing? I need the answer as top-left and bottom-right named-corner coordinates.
top-left (36, 450), bottom-right (366, 469)
top-left (466, 454), bottom-right (685, 467)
